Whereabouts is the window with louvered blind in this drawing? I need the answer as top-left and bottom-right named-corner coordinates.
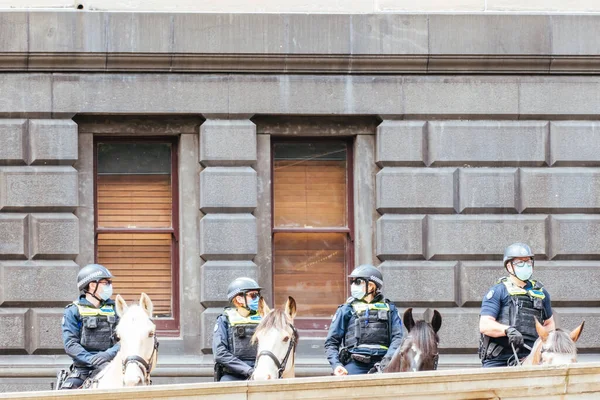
top-left (95, 139), bottom-right (179, 333)
top-left (272, 141), bottom-right (353, 333)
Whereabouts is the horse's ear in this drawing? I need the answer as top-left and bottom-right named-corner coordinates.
top-left (535, 317), bottom-right (549, 342)
top-left (285, 296), bottom-right (297, 320)
top-left (570, 321), bottom-right (585, 342)
top-left (115, 294), bottom-right (128, 317)
top-left (139, 293), bottom-right (153, 318)
top-left (258, 296), bottom-right (270, 317)
top-left (403, 308), bottom-right (415, 332)
top-left (431, 310), bottom-right (442, 333)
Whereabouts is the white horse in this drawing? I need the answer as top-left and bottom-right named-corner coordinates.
top-left (251, 296), bottom-right (298, 380)
top-left (522, 318), bottom-right (584, 366)
top-left (87, 293), bottom-right (159, 389)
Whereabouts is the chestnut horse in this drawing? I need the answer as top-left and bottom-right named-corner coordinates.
top-left (384, 308), bottom-right (442, 373)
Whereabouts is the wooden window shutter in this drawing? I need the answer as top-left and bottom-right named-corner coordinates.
top-left (95, 142), bottom-right (176, 321)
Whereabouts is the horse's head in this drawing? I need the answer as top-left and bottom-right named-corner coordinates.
top-left (389, 308), bottom-right (442, 373)
top-left (251, 296), bottom-right (298, 380)
top-left (115, 293), bottom-right (159, 386)
top-left (528, 318), bottom-right (584, 365)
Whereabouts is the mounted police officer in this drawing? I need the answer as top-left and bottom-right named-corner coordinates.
top-left (59, 264), bottom-right (120, 389)
top-left (479, 243), bottom-right (555, 367)
top-left (324, 264), bottom-right (403, 375)
top-left (213, 277), bottom-right (263, 381)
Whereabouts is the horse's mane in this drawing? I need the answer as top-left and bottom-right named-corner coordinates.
top-left (410, 320), bottom-right (439, 357)
top-left (547, 328), bottom-right (578, 355)
top-left (251, 309), bottom-right (296, 344)
top-left (386, 320), bottom-right (439, 372)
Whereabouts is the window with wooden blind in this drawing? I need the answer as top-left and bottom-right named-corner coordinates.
top-left (95, 139), bottom-right (179, 333)
top-left (272, 141), bottom-right (353, 333)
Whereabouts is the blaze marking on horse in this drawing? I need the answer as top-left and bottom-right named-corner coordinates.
top-left (251, 296), bottom-right (298, 380)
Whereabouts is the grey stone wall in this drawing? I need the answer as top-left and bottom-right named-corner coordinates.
top-left (2, 9), bottom-right (600, 392)
top-left (376, 120), bottom-right (600, 351)
top-left (0, 119), bottom-right (79, 358)
top-left (199, 119), bottom-right (259, 352)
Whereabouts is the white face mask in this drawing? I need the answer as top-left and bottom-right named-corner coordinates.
top-left (99, 284), bottom-right (113, 301)
top-left (351, 283), bottom-right (366, 300)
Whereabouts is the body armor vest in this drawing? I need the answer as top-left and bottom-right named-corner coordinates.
top-left (496, 278), bottom-right (546, 343)
top-left (480, 278), bottom-right (546, 361)
top-left (224, 309), bottom-right (261, 361)
top-left (344, 301), bottom-right (391, 350)
top-left (75, 302), bottom-right (117, 352)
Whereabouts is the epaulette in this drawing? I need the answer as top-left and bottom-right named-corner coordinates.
top-left (64, 301), bottom-right (78, 309)
top-left (345, 296), bottom-right (355, 304)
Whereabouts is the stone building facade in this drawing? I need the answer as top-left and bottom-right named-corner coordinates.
top-left (1, 10), bottom-right (600, 392)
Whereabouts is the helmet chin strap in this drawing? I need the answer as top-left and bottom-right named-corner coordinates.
top-left (85, 282), bottom-right (103, 303)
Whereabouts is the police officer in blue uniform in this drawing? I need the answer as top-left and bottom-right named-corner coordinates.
top-left (213, 277), bottom-right (263, 381)
top-left (479, 243), bottom-right (555, 367)
top-left (324, 264), bottom-right (403, 375)
top-left (59, 264), bottom-right (120, 389)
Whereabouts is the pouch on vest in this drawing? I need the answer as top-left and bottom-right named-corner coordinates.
top-left (377, 310), bottom-right (388, 321)
top-left (84, 317), bottom-right (98, 329)
top-left (339, 347), bottom-right (351, 365)
top-left (81, 319), bottom-right (113, 351)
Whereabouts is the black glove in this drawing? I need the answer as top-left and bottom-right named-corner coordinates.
top-left (90, 351), bottom-right (111, 368)
top-left (505, 327), bottom-right (524, 348)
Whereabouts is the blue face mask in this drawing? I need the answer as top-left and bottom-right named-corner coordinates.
top-left (99, 284), bottom-right (113, 301)
top-left (247, 297), bottom-right (260, 311)
top-left (512, 260), bottom-right (533, 281)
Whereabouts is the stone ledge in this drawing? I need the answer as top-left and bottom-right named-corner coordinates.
top-left (4, 53), bottom-right (600, 75)
top-left (3, 13), bottom-right (600, 74)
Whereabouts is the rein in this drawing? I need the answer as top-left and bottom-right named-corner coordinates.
top-left (255, 323), bottom-right (298, 379)
top-left (122, 335), bottom-right (160, 385)
top-left (508, 343), bottom-right (533, 366)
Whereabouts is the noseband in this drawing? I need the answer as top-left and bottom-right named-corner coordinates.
top-left (255, 324), bottom-right (298, 379)
top-left (122, 335), bottom-right (159, 385)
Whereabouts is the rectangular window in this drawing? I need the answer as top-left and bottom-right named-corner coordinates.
top-left (95, 139), bottom-right (179, 333)
top-left (272, 140), bottom-right (353, 333)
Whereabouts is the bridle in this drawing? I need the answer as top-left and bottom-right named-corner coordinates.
top-left (255, 323), bottom-right (298, 379)
top-left (122, 334), bottom-right (160, 385)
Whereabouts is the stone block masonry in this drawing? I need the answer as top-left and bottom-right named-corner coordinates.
top-left (0, 118), bottom-right (80, 360)
top-left (198, 118), bottom-right (259, 352)
top-left (375, 118), bottom-right (600, 355)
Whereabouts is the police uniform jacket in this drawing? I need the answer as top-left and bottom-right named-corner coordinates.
top-left (62, 295), bottom-right (121, 369)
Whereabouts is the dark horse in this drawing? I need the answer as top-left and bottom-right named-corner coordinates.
top-left (384, 308), bottom-right (442, 372)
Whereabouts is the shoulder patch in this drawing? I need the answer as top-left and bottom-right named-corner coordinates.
top-left (486, 289), bottom-right (495, 300)
top-left (331, 313), bottom-right (337, 323)
top-left (62, 316), bottom-right (66, 326)
top-left (213, 323), bottom-right (219, 333)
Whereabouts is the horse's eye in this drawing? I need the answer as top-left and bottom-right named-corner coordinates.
top-left (149, 331), bottom-right (155, 338)
top-left (283, 336), bottom-right (290, 343)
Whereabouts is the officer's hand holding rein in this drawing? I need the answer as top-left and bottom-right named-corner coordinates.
top-left (505, 327), bottom-right (524, 348)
